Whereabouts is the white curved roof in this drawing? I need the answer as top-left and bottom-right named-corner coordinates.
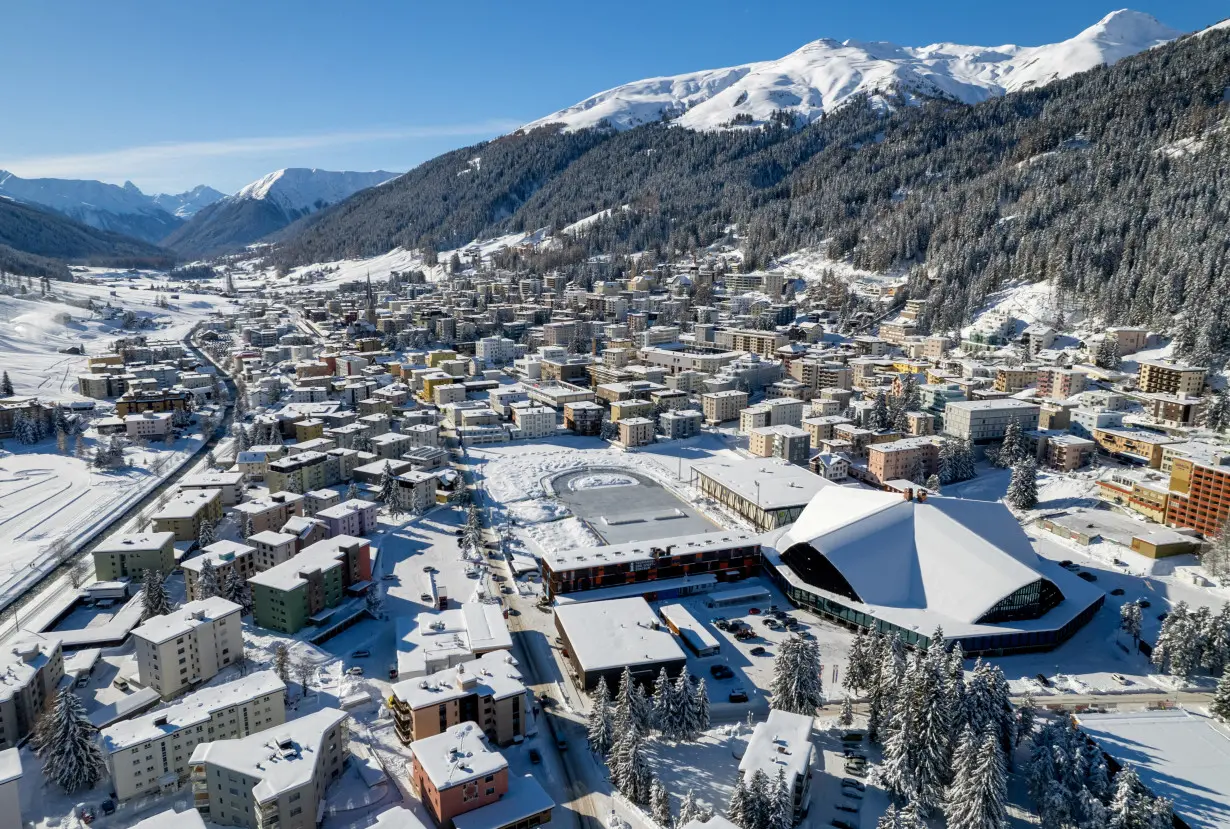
top-left (779, 489), bottom-right (1048, 624)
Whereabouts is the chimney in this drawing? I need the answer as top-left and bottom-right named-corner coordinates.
top-left (903, 487), bottom-right (914, 501)
top-left (918, 489), bottom-right (928, 502)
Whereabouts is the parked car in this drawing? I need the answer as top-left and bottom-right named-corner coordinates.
top-left (1059, 559), bottom-right (1073, 568)
top-left (348, 666), bottom-right (364, 676)
top-left (750, 646), bottom-right (768, 656)
top-left (1158, 612), bottom-right (1168, 621)
top-left (529, 748), bottom-right (542, 764)
top-left (1111, 673), bottom-right (1130, 685)
top-left (556, 738), bottom-right (568, 751)
top-left (710, 664), bottom-right (734, 680)
top-left (77, 805), bottom-right (95, 824)
top-left (351, 650), bottom-right (370, 658)
top-left (423, 565), bottom-right (435, 573)
top-left (381, 574), bottom-right (397, 581)
top-left (1035, 673), bottom-right (1052, 687)
top-left (1137, 598), bottom-right (1152, 608)
top-left (100, 801), bottom-right (116, 816)
top-left (832, 820), bottom-right (857, 829)
top-left (841, 732), bottom-right (865, 743)
top-left (835, 803), bottom-right (859, 814)
top-left (1110, 588), bottom-right (1125, 596)
top-left (728, 688), bottom-right (749, 703)
top-left (1078, 571), bottom-right (1098, 582)
top-left (735, 630), bottom-right (757, 641)
top-left (763, 618), bottom-right (780, 627)
top-left (748, 607), bottom-right (761, 615)
top-left (842, 778), bottom-right (865, 790)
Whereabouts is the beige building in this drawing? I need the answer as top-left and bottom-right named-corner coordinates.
top-left (701, 389), bottom-right (748, 424)
top-left (867, 437), bottom-right (941, 485)
top-left (190, 707), bottom-right (349, 829)
top-left (714, 329), bottom-right (788, 358)
top-left (0, 634), bottom-right (64, 750)
top-left (179, 471), bottom-right (247, 507)
top-left (133, 597), bottom-right (244, 699)
top-left (152, 489), bottom-right (223, 543)
top-left (248, 531), bottom-right (299, 571)
top-left (93, 532), bottom-right (176, 581)
top-left (619, 417), bottom-right (655, 448)
top-left (233, 492), bottom-right (305, 536)
top-left (1137, 361), bottom-right (1206, 396)
top-left (942, 399), bottom-right (1040, 445)
top-left (102, 672), bottom-right (286, 802)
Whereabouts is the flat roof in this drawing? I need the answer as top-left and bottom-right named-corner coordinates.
top-left (740, 710), bottom-right (815, 787)
top-left (543, 529), bottom-right (757, 573)
top-left (130, 809), bottom-right (207, 829)
top-left (131, 596), bottom-right (241, 645)
top-left (452, 775), bottom-right (554, 829)
top-left (391, 651), bottom-right (525, 709)
top-left (1077, 711), bottom-right (1230, 829)
top-left (554, 597), bottom-right (686, 673)
top-left (0, 747), bottom-right (20, 786)
top-left (94, 532), bottom-right (174, 554)
top-left (692, 458), bottom-right (831, 510)
top-left (411, 722), bottom-right (507, 789)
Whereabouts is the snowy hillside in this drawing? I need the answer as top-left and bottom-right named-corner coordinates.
top-left (229, 167), bottom-right (399, 216)
top-left (522, 10), bottom-right (1181, 132)
top-left (150, 184), bottom-right (225, 218)
top-left (0, 170), bottom-right (184, 243)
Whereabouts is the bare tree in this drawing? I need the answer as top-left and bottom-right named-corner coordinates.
top-left (294, 657), bottom-right (315, 697)
top-left (67, 559), bottom-right (92, 589)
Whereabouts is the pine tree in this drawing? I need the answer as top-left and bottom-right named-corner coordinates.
top-left (613, 667), bottom-right (636, 734)
top-left (377, 460), bottom-right (398, 510)
top-left (141, 568), bottom-right (173, 620)
top-left (1211, 666), bottom-right (1230, 723)
top-left (346, 481), bottom-right (361, 501)
top-left (678, 789), bottom-right (700, 828)
top-left (1007, 458), bottom-right (1039, 511)
top-left (34, 688), bottom-right (107, 793)
top-left (844, 628), bottom-right (873, 693)
top-left (770, 637), bottom-right (822, 715)
top-left (691, 677), bottom-right (711, 735)
top-left (728, 776), bottom-right (752, 829)
top-left (651, 777), bottom-right (673, 829)
top-left (839, 695), bottom-right (854, 726)
top-left (588, 676), bottom-right (615, 755)
top-left (0, 371), bottom-right (13, 396)
top-left (876, 803), bottom-right (924, 829)
top-left (610, 728), bottom-right (652, 805)
top-left (198, 518), bottom-right (216, 549)
top-left (196, 558), bottom-right (222, 600)
top-left (295, 656), bottom-right (315, 696)
top-left (673, 673), bottom-right (696, 741)
top-left (652, 667), bottom-right (674, 735)
top-left (995, 421), bottom-right (1027, 468)
top-left (273, 643), bottom-right (291, 685)
top-left (1107, 765), bottom-right (1149, 829)
top-left (1121, 601), bottom-right (1143, 648)
top-left (767, 769), bottom-right (793, 829)
top-left (223, 568), bottom-right (251, 614)
top-left (945, 727), bottom-right (1007, 829)
top-left (925, 473), bottom-right (941, 493)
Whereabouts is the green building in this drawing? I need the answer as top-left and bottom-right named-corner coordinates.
top-left (249, 535), bottom-right (369, 634)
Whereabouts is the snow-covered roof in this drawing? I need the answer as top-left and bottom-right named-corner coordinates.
top-left (411, 722), bottom-right (507, 790)
top-left (554, 597), bottom-right (686, 673)
top-left (691, 458), bottom-right (832, 509)
top-left (189, 707), bottom-right (348, 805)
top-left (371, 808), bottom-right (432, 829)
top-left (452, 775), bottom-right (555, 829)
top-left (130, 809), bottom-right (206, 829)
top-left (0, 747), bottom-right (20, 786)
top-left (543, 529), bottom-right (757, 574)
top-left (101, 671), bottom-right (285, 753)
top-left (778, 489), bottom-right (1047, 624)
top-left (739, 710), bottom-right (815, 788)
top-left (93, 531), bottom-right (175, 554)
top-left (391, 651), bottom-right (525, 709)
top-left (131, 596), bottom-right (241, 645)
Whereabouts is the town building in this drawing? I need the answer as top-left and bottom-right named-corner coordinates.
top-left (389, 651), bottom-right (528, 747)
top-left (0, 749), bottom-right (20, 829)
top-left (658, 409), bottom-right (703, 440)
top-left (395, 604), bottom-right (513, 679)
top-left (249, 536), bottom-right (370, 634)
top-left (179, 471), bottom-right (247, 507)
top-left (866, 437), bottom-right (940, 485)
top-left (618, 417), bottom-right (655, 448)
top-left (152, 489), bottom-right (223, 543)
top-left (691, 459), bottom-right (831, 529)
top-left (93, 532), bottom-right (176, 581)
top-left (553, 597), bottom-right (687, 690)
top-left (740, 711), bottom-right (815, 824)
top-left (701, 389), bottom-right (748, 424)
top-left (0, 633), bottom-right (64, 750)
top-left (1165, 458), bottom-right (1230, 538)
top-left (132, 597), bottom-right (244, 699)
top-left (182, 541), bottom-right (257, 601)
top-left (563, 401), bottom-right (603, 436)
top-left (1091, 427), bottom-right (1179, 469)
top-left (102, 672), bottom-right (286, 802)
top-left (941, 399), bottom-right (1040, 446)
top-left (233, 492), bottom-right (306, 535)
top-left (1137, 361), bottom-right (1206, 396)
top-left (189, 707), bottom-right (349, 829)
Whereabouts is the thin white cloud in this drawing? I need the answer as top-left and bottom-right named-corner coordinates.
top-left (1, 120), bottom-right (520, 188)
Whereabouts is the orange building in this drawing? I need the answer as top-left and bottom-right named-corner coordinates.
top-left (1165, 458), bottom-right (1230, 538)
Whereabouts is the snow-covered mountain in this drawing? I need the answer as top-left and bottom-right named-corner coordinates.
top-left (150, 185), bottom-right (225, 219)
top-left (164, 168), bottom-right (399, 257)
top-left (523, 10), bottom-right (1182, 132)
top-left (0, 170), bottom-right (185, 243)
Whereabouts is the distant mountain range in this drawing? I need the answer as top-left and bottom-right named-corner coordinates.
top-left (161, 168), bottom-right (399, 257)
top-left (523, 10), bottom-right (1181, 132)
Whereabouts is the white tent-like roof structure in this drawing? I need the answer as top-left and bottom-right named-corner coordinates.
top-left (777, 489), bottom-right (1056, 625)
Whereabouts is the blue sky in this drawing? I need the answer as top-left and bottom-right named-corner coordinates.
top-left (0, 0), bottom-right (1222, 195)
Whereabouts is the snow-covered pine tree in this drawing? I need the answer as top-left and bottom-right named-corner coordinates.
top-left (956, 440), bottom-right (977, 482)
top-left (870, 392), bottom-right (889, 431)
top-left (651, 777), bottom-right (673, 829)
top-left (839, 695), bottom-right (854, 727)
top-left (691, 677), bottom-right (711, 735)
top-left (876, 804), bottom-right (925, 829)
top-left (141, 568), bottom-right (173, 620)
top-left (910, 630), bottom-right (956, 810)
top-left (364, 584), bottom-right (386, 619)
top-left (0, 371), bottom-right (13, 396)
top-left (1015, 693), bottom-right (1037, 746)
top-left (1211, 666), bottom-right (1230, 723)
top-left (673, 672), bottom-right (696, 741)
top-left (745, 770), bottom-right (771, 829)
top-left (613, 667), bottom-right (635, 734)
top-left (844, 628), bottom-right (873, 694)
top-left (880, 654), bottom-right (922, 804)
top-left (196, 558), bottom-right (222, 599)
top-left (945, 728), bottom-right (1008, 829)
top-left (1107, 765), bottom-right (1149, 829)
top-left (1007, 458), bottom-right (1039, 511)
top-left (1121, 601), bottom-right (1143, 648)
top-left (223, 568), bottom-right (251, 614)
top-left (610, 728), bottom-right (652, 805)
top-left (767, 769), bottom-right (792, 829)
top-left (35, 688), bottom-right (107, 793)
top-left (633, 680), bottom-right (654, 734)
top-left (588, 676), bottom-right (615, 755)
top-left (994, 420), bottom-right (1027, 468)
top-left (677, 789), bottom-right (700, 828)
top-left (273, 643), bottom-right (291, 685)
top-left (924, 473), bottom-right (941, 493)
top-left (345, 481), bottom-right (361, 501)
top-left (377, 461), bottom-right (397, 505)
top-left (727, 777), bottom-right (752, 829)
top-left (198, 519), bottom-right (216, 549)
top-left (770, 637), bottom-right (823, 715)
top-left (652, 667), bottom-right (675, 735)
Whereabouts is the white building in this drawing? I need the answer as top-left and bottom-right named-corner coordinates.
top-left (101, 671), bottom-right (286, 802)
top-left (740, 711), bottom-right (815, 823)
top-left (132, 597), bottom-right (244, 699)
top-left (0, 748), bottom-right (21, 829)
top-left (395, 604), bottom-right (513, 678)
top-left (510, 403), bottom-right (556, 439)
top-left (942, 399), bottom-right (1040, 445)
top-left (126, 412), bottom-right (174, 440)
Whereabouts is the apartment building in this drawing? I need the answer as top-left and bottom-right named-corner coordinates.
top-left (867, 437), bottom-right (941, 485)
top-left (410, 723), bottom-right (511, 829)
top-left (1143, 393), bottom-right (1206, 428)
top-left (993, 366), bottom-right (1037, 393)
top-left (179, 471), bottom-right (247, 507)
top-left (233, 492), bottom-right (305, 535)
top-left (249, 536), bottom-right (370, 634)
top-left (510, 404), bottom-right (556, 439)
top-left (740, 711), bottom-right (815, 824)
top-left (1165, 458), bottom-right (1230, 538)
top-left (102, 672), bottom-right (286, 802)
top-left (389, 651), bottom-right (529, 747)
top-left (152, 489), bottom-right (223, 543)
top-left (265, 451), bottom-right (330, 494)
top-left (618, 417), bottom-right (655, 448)
top-left (787, 359), bottom-right (852, 392)
top-left (126, 412), bottom-right (174, 440)
top-left (132, 597), bottom-right (244, 699)
top-left (1035, 367), bottom-right (1087, 400)
top-left (636, 346), bottom-right (742, 375)
top-left (802, 415), bottom-right (852, 448)
top-left (0, 634), bottom-right (64, 750)
top-left (658, 409), bottom-right (703, 440)
top-left (183, 541), bottom-right (257, 601)
top-left (748, 425), bottom-right (810, 465)
top-left (93, 532), bottom-right (176, 581)
top-left (1138, 361), bottom-right (1206, 396)
top-left (190, 707), bottom-right (349, 829)
top-left (941, 399), bottom-right (1040, 445)
top-left (1091, 427), bottom-right (1179, 469)
top-left (563, 401), bottom-right (603, 436)
top-left (713, 328), bottom-right (788, 358)
top-left (248, 531), bottom-right (299, 571)
top-left (315, 499), bottom-right (379, 538)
